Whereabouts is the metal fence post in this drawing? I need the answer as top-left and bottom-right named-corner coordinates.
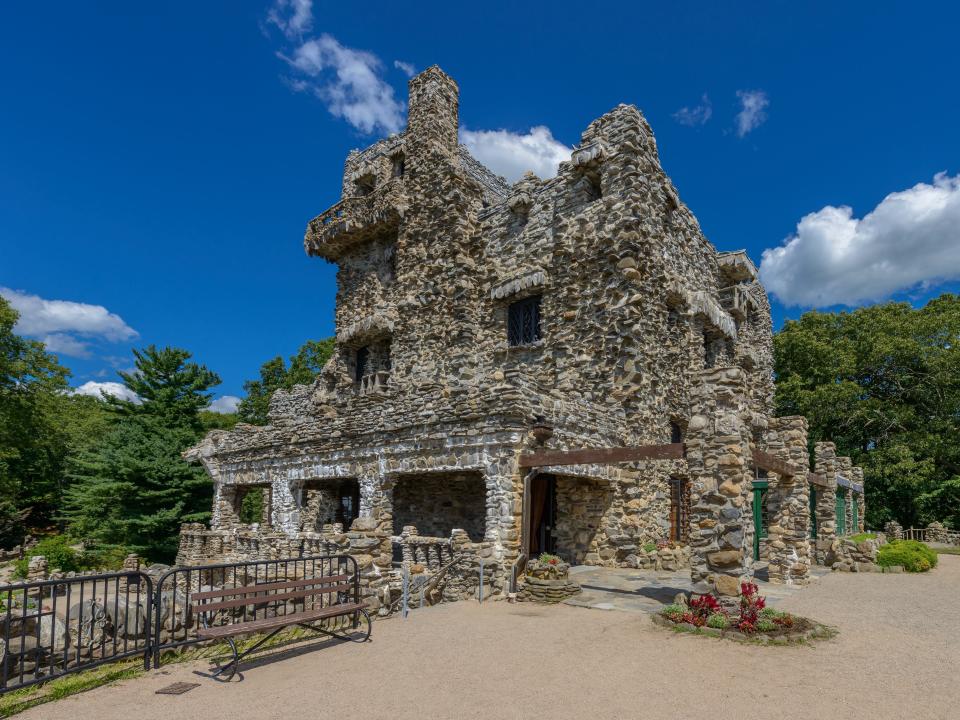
top-left (402, 564), bottom-right (409, 619)
top-left (478, 557), bottom-right (484, 604)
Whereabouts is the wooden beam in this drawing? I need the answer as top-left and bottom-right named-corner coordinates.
top-left (752, 449), bottom-right (806, 479)
top-left (518, 443), bottom-right (685, 468)
top-left (808, 472), bottom-right (830, 488)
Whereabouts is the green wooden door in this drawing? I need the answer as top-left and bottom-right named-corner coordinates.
top-left (835, 494), bottom-right (846, 536)
top-left (851, 496), bottom-right (859, 533)
top-left (809, 487), bottom-right (818, 539)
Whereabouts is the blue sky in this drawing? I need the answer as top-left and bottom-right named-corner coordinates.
top-left (2, 1), bottom-right (958, 408)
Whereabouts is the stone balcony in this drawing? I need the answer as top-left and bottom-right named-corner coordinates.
top-left (718, 284), bottom-right (756, 321)
top-left (304, 178), bottom-right (407, 261)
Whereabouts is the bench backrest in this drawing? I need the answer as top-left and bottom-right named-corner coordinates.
top-left (191, 574), bottom-right (354, 613)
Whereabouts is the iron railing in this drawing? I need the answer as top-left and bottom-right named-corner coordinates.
top-left (151, 555), bottom-right (357, 668)
top-left (0, 571), bottom-right (153, 694)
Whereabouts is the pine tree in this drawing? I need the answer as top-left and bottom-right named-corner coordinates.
top-left (65, 346), bottom-right (220, 561)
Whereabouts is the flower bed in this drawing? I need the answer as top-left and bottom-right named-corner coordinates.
top-left (652, 582), bottom-right (833, 644)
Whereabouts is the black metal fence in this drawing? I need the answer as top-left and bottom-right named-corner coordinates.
top-left (0, 555), bottom-right (357, 695)
top-left (1, 571), bottom-right (153, 694)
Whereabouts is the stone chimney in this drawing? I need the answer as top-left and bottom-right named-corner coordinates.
top-left (406, 65), bottom-right (459, 158)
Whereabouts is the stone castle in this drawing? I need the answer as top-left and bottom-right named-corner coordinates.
top-left (180, 66), bottom-right (866, 608)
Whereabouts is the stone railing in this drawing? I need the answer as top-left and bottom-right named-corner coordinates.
top-left (304, 179), bottom-right (404, 260)
top-left (718, 284), bottom-right (754, 321)
top-left (359, 370), bottom-right (390, 397)
top-left (392, 528), bottom-right (454, 571)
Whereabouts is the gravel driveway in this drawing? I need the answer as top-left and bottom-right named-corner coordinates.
top-left (20, 555), bottom-right (960, 720)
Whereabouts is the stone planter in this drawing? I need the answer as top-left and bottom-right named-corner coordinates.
top-left (517, 559), bottom-right (581, 603)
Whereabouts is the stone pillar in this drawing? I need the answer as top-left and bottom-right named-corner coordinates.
top-left (686, 367), bottom-right (754, 598)
top-left (852, 468), bottom-right (866, 532)
top-left (763, 416), bottom-right (811, 584)
top-left (212, 484), bottom-right (241, 530)
top-left (813, 442), bottom-right (838, 564)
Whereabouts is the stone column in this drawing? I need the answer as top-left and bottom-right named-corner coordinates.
top-left (686, 367), bottom-right (754, 598)
top-left (852, 468), bottom-right (866, 532)
top-left (813, 442), bottom-right (838, 564)
top-left (763, 416), bottom-right (812, 584)
top-left (212, 484), bottom-right (241, 530)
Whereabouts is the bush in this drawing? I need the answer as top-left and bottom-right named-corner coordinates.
top-left (642, 542), bottom-right (657, 553)
top-left (757, 619), bottom-right (777, 632)
top-left (706, 613), bottom-right (729, 629)
top-left (877, 540), bottom-right (938, 572)
top-left (13, 536), bottom-right (83, 577)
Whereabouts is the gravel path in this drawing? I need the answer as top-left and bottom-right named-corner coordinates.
top-left (21, 555), bottom-right (960, 720)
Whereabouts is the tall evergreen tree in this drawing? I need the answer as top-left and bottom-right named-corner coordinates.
top-left (65, 346), bottom-right (221, 561)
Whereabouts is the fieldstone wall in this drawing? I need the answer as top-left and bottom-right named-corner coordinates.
top-left (826, 536), bottom-right (882, 572)
top-left (391, 472), bottom-right (486, 542)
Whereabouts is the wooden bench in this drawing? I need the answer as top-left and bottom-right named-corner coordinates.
top-left (191, 572), bottom-right (371, 679)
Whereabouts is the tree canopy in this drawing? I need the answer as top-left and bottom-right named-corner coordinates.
top-left (774, 294), bottom-right (960, 529)
top-left (237, 338), bottom-right (334, 425)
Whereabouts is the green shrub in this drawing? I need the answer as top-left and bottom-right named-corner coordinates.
top-left (760, 607), bottom-right (785, 619)
top-left (642, 542), bottom-right (657, 553)
top-left (661, 604), bottom-right (685, 617)
top-left (706, 613), bottom-right (729, 629)
top-left (848, 532), bottom-right (877, 543)
top-left (13, 536), bottom-right (83, 577)
top-left (756, 619), bottom-right (777, 632)
top-left (877, 540), bottom-right (938, 572)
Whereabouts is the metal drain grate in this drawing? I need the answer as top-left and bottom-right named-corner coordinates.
top-left (156, 682), bottom-right (201, 695)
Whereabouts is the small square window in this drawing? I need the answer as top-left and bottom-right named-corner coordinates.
top-left (508, 295), bottom-right (542, 346)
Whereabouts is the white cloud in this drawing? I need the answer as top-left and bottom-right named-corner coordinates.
top-left (394, 60), bottom-right (415, 78)
top-left (735, 90), bottom-right (769, 137)
top-left (267, 0), bottom-right (312, 39)
top-left (759, 173), bottom-right (960, 307)
top-left (42, 333), bottom-right (92, 358)
top-left (0, 287), bottom-right (138, 358)
top-left (279, 34), bottom-right (405, 135)
top-left (71, 381), bottom-right (141, 403)
top-left (208, 395), bottom-right (241, 414)
top-left (459, 126), bottom-right (571, 184)
top-left (673, 94), bottom-right (713, 126)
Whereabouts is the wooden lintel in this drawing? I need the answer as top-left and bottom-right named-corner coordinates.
top-left (518, 443), bottom-right (685, 468)
top-left (808, 472), bottom-right (830, 488)
top-left (752, 449), bottom-right (805, 478)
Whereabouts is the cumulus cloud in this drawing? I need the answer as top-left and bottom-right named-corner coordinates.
top-left (673, 94), bottom-right (713, 127)
top-left (393, 60), bottom-right (415, 78)
top-left (459, 126), bottom-right (571, 183)
top-left (267, 0), bottom-right (312, 39)
top-left (208, 395), bottom-right (241, 414)
top-left (72, 381), bottom-right (141, 403)
top-left (0, 287), bottom-right (138, 358)
top-left (759, 173), bottom-right (960, 307)
top-left (276, 27), bottom-right (405, 135)
top-left (735, 90), bottom-right (769, 137)
top-left (42, 333), bottom-right (92, 358)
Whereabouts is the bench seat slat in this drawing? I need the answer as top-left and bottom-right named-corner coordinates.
top-left (196, 602), bottom-right (364, 639)
top-left (190, 574), bottom-right (349, 601)
top-left (192, 583), bottom-right (353, 612)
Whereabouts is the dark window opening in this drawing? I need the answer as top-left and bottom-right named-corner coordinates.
top-left (508, 295), bottom-right (542, 346)
top-left (572, 166), bottom-right (602, 203)
top-left (355, 173), bottom-right (376, 196)
top-left (300, 479), bottom-right (360, 532)
top-left (670, 421), bottom-right (683, 445)
top-left (391, 152), bottom-right (405, 178)
top-left (355, 346), bottom-right (370, 382)
top-left (237, 485), bottom-right (271, 526)
top-left (669, 477), bottom-right (689, 543)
